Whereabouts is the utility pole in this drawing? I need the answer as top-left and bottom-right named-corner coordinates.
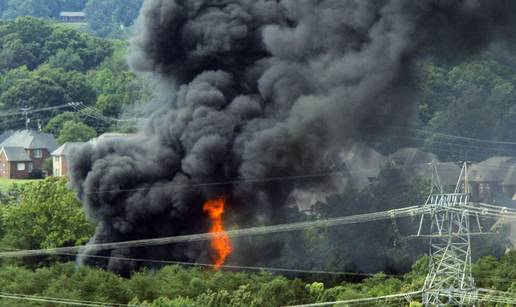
top-left (417, 162), bottom-right (480, 306)
top-left (21, 106), bottom-right (31, 130)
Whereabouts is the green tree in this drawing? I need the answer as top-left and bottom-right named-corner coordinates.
top-left (0, 17), bottom-right (112, 71)
top-left (43, 111), bottom-right (80, 135)
top-left (84, 0), bottom-right (143, 38)
top-left (1, 177), bottom-right (94, 250)
top-left (47, 47), bottom-right (84, 71)
top-left (57, 120), bottom-right (96, 144)
top-left (59, 0), bottom-right (87, 11)
top-left (2, 0), bottom-right (61, 20)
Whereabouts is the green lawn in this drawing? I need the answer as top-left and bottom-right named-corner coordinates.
top-left (0, 177), bottom-right (40, 191)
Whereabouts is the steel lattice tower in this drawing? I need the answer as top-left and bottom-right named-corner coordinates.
top-left (418, 163), bottom-right (480, 306)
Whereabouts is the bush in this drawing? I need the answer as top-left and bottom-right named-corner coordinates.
top-left (28, 169), bottom-right (44, 179)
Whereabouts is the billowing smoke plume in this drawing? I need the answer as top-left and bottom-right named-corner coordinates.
top-left (69, 0), bottom-right (516, 272)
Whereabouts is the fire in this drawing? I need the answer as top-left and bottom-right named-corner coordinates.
top-left (203, 198), bottom-right (233, 269)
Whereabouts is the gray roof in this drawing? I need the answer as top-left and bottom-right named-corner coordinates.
top-left (1, 147), bottom-right (31, 162)
top-left (417, 162), bottom-right (461, 186)
top-left (389, 148), bottom-right (438, 168)
top-left (338, 143), bottom-right (386, 188)
top-left (286, 189), bottom-right (329, 212)
top-left (89, 133), bottom-right (135, 145)
top-left (60, 12), bottom-right (85, 17)
top-left (469, 156), bottom-right (516, 182)
top-left (0, 130), bottom-right (14, 143)
top-left (0, 130), bottom-right (57, 152)
top-left (52, 142), bottom-right (84, 156)
top-left (503, 165), bottom-right (516, 186)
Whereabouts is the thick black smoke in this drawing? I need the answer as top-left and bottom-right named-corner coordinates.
top-left (69, 0), bottom-right (516, 273)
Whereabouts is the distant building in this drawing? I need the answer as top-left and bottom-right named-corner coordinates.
top-left (50, 133), bottom-right (136, 178)
top-left (89, 133), bottom-right (135, 145)
top-left (416, 161), bottom-right (461, 189)
top-left (469, 157), bottom-right (516, 201)
top-left (59, 12), bottom-right (86, 24)
top-left (389, 147), bottom-right (438, 173)
top-left (0, 147), bottom-right (33, 179)
top-left (0, 130), bottom-right (57, 179)
top-left (51, 142), bottom-right (83, 177)
top-left (338, 143), bottom-right (387, 189)
top-left (287, 144), bottom-right (388, 213)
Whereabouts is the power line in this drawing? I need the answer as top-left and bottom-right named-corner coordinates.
top-left (383, 125), bottom-right (516, 146)
top-left (0, 292), bottom-right (139, 307)
top-left (74, 158), bottom-right (516, 195)
top-left (71, 102), bottom-right (145, 123)
top-left (67, 252), bottom-right (396, 277)
top-left (0, 206), bottom-right (427, 258)
top-left (76, 161), bottom-right (441, 195)
top-left (0, 102), bottom-right (80, 119)
top-left (285, 290), bottom-right (423, 306)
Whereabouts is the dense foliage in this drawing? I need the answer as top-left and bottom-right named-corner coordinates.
top-left (0, 253), bottom-right (512, 306)
top-left (0, 177), bottom-right (94, 251)
top-left (0, 0), bottom-right (143, 38)
top-left (0, 17), bottom-right (150, 138)
top-left (391, 43), bottom-right (516, 161)
top-left (84, 0), bottom-right (143, 38)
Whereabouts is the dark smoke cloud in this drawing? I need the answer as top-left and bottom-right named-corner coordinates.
top-left (69, 0), bottom-right (516, 272)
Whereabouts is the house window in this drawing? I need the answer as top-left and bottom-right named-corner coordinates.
top-left (34, 149), bottom-right (43, 158)
top-left (28, 163), bottom-right (33, 172)
top-left (17, 163), bottom-right (25, 171)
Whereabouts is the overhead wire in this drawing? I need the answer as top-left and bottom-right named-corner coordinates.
top-left (0, 103), bottom-right (79, 118)
top-left (0, 291), bottom-right (139, 307)
top-left (0, 202), bottom-right (510, 260)
top-left (71, 102), bottom-right (145, 123)
top-left (0, 206), bottom-right (428, 258)
top-left (73, 158), bottom-right (516, 195)
top-left (385, 125), bottom-right (516, 146)
top-left (284, 290), bottom-right (423, 306)
top-left (12, 249), bottom-right (516, 284)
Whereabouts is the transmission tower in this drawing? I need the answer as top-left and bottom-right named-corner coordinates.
top-left (417, 162), bottom-right (481, 305)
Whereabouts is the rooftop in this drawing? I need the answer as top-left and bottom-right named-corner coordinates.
top-left (60, 12), bottom-right (86, 17)
top-left (0, 147), bottom-right (31, 162)
top-left (52, 142), bottom-right (84, 156)
top-left (0, 130), bottom-right (57, 152)
top-left (469, 156), bottom-right (516, 182)
top-left (89, 133), bottom-right (136, 145)
top-left (389, 147), bottom-right (438, 168)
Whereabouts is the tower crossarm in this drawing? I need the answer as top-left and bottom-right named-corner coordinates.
top-left (425, 193), bottom-right (469, 207)
top-left (449, 203), bottom-right (516, 220)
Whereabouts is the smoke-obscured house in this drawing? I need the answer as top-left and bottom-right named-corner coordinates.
top-left (388, 148), bottom-right (461, 189)
top-left (287, 144), bottom-right (388, 213)
top-left (288, 146), bottom-right (464, 213)
top-left (89, 133), bottom-right (135, 145)
top-left (338, 143), bottom-right (387, 189)
top-left (468, 157), bottom-right (516, 201)
top-left (52, 142), bottom-right (84, 177)
top-left (50, 133), bottom-right (136, 178)
top-left (272, 144), bottom-right (516, 213)
top-left (0, 130), bottom-right (58, 179)
top-left (389, 147), bottom-right (437, 176)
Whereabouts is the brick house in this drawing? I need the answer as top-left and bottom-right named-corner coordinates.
top-left (0, 130), bottom-right (57, 179)
top-left (468, 157), bottom-right (516, 201)
top-left (52, 142), bottom-right (83, 177)
top-left (0, 147), bottom-right (33, 179)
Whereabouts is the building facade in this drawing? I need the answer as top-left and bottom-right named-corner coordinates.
top-left (0, 130), bottom-right (57, 179)
top-left (52, 142), bottom-right (83, 177)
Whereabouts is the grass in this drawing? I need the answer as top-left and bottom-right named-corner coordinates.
top-left (0, 177), bottom-right (40, 192)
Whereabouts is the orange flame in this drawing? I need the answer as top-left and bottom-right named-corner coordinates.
top-left (203, 198), bottom-right (233, 269)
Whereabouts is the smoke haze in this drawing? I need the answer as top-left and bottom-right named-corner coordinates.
top-left (69, 0), bottom-right (516, 272)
